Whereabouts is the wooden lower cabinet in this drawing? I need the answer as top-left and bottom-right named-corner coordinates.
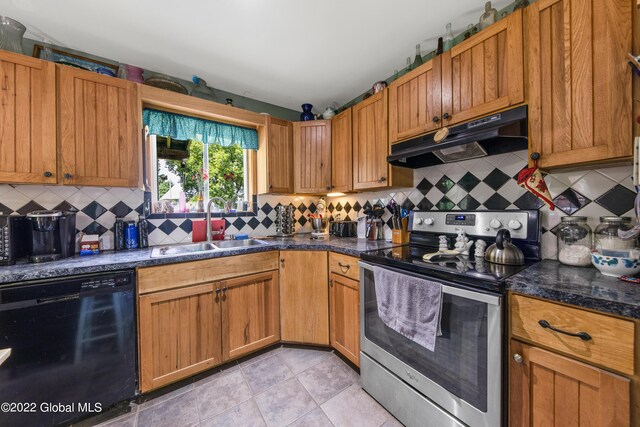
top-left (221, 271), bottom-right (280, 361)
top-left (279, 251), bottom-right (329, 345)
top-left (510, 340), bottom-right (631, 426)
top-left (329, 272), bottom-right (360, 366)
top-left (138, 283), bottom-right (222, 392)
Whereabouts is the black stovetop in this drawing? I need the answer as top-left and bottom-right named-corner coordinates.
top-left (361, 245), bottom-right (537, 293)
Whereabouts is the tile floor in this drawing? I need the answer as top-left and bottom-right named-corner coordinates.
top-left (93, 346), bottom-right (403, 427)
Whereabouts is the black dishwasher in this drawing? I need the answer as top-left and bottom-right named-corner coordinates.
top-left (0, 270), bottom-right (137, 427)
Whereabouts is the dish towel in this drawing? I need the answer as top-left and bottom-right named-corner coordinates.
top-left (373, 266), bottom-right (443, 352)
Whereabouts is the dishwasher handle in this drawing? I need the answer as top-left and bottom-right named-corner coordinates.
top-left (37, 293), bottom-right (80, 305)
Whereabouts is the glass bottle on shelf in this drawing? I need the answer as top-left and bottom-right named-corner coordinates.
top-left (412, 44), bottom-right (423, 69)
top-left (443, 23), bottom-right (454, 52)
top-left (557, 216), bottom-right (593, 267)
top-left (594, 216), bottom-right (636, 251)
top-left (405, 56), bottom-right (412, 72)
top-left (0, 16), bottom-right (25, 54)
top-left (479, 1), bottom-right (498, 30)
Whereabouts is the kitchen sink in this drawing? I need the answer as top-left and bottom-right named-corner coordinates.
top-left (150, 242), bottom-right (218, 257)
top-left (213, 239), bottom-right (269, 249)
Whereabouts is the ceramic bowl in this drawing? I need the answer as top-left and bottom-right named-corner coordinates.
top-left (591, 253), bottom-right (640, 277)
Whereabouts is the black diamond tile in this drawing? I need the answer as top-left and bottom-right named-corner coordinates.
top-left (247, 217), bottom-right (260, 229)
top-left (401, 199), bottom-right (415, 211)
top-left (53, 201), bottom-right (77, 212)
top-left (435, 176), bottom-right (455, 194)
top-left (344, 202), bottom-right (352, 213)
top-left (224, 219), bottom-right (232, 229)
top-left (353, 201), bottom-right (362, 212)
top-left (457, 195), bottom-right (481, 210)
top-left (110, 201), bottom-right (133, 218)
top-left (135, 204), bottom-right (144, 215)
top-left (179, 220), bottom-right (192, 233)
top-left (457, 172), bottom-right (481, 192)
top-left (17, 201), bottom-right (45, 215)
top-left (308, 203), bottom-right (317, 214)
top-left (261, 203), bottom-right (273, 215)
top-left (417, 197), bottom-right (433, 211)
top-left (260, 203), bottom-right (273, 215)
top-left (336, 203), bottom-right (343, 212)
top-left (298, 216), bottom-right (307, 226)
top-left (0, 202), bottom-right (13, 215)
top-left (436, 196), bottom-right (455, 211)
top-left (595, 185), bottom-right (637, 216)
top-left (513, 192), bottom-right (545, 210)
top-left (386, 218), bottom-right (394, 229)
top-left (232, 218), bottom-right (246, 229)
top-left (261, 217), bottom-right (273, 228)
top-left (344, 215), bottom-right (352, 221)
top-left (363, 201), bottom-right (373, 211)
top-left (158, 220), bottom-right (178, 234)
top-left (483, 193), bottom-right (511, 210)
top-left (327, 203), bottom-right (335, 213)
top-left (81, 201), bottom-right (107, 220)
top-left (483, 169), bottom-right (511, 191)
top-left (298, 203), bottom-right (307, 214)
top-left (83, 221), bottom-right (108, 236)
top-left (146, 222), bottom-right (156, 233)
top-left (553, 189), bottom-right (591, 215)
top-left (416, 178), bottom-right (434, 195)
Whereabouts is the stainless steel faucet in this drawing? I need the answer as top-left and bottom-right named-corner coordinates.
top-left (206, 197), bottom-right (230, 242)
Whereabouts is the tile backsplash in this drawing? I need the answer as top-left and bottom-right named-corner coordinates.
top-left (0, 150), bottom-right (635, 259)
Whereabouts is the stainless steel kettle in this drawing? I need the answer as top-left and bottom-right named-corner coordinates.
top-left (484, 229), bottom-right (525, 265)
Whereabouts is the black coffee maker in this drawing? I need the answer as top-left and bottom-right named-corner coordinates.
top-left (26, 210), bottom-right (77, 263)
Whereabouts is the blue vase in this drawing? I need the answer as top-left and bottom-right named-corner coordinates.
top-left (300, 103), bottom-right (315, 121)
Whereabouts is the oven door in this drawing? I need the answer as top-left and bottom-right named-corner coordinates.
top-left (359, 261), bottom-right (502, 427)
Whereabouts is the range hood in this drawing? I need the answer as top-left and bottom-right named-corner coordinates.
top-left (388, 105), bottom-right (528, 168)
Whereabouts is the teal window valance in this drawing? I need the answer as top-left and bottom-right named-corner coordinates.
top-left (143, 108), bottom-right (259, 150)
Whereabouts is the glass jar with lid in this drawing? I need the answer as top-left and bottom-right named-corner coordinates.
top-left (594, 216), bottom-right (635, 251)
top-left (557, 216), bottom-right (593, 266)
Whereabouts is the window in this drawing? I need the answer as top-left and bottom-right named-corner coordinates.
top-left (143, 109), bottom-right (258, 215)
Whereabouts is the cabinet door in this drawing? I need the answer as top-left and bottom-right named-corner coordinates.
top-left (138, 283), bottom-right (222, 392)
top-left (331, 108), bottom-right (353, 193)
top-left (58, 65), bottom-right (140, 187)
top-left (388, 56), bottom-right (442, 143)
top-left (526, 0), bottom-right (633, 168)
top-left (329, 272), bottom-right (360, 367)
top-left (279, 251), bottom-right (329, 345)
top-left (441, 9), bottom-right (524, 127)
top-left (221, 271), bottom-right (280, 361)
top-left (352, 90), bottom-right (389, 190)
top-left (0, 51), bottom-right (57, 184)
top-left (510, 340), bottom-right (630, 427)
top-left (259, 117), bottom-right (293, 194)
top-left (293, 120), bottom-right (331, 193)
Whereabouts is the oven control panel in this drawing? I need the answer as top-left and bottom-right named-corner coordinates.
top-left (411, 210), bottom-right (531, 239)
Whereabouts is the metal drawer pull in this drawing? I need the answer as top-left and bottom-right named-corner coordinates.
top-left (538, 320), bottom-right (592, 341)
top-left (338, 262), bottom-right (350, 273)
top-left (512, 353), bottom-right (523, 364)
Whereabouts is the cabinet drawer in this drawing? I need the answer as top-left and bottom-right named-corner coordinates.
top-left (138, 251), bottom-right (279, 294)
top-left (510, 294), bottom-right (635, 376)
top-left (329, 252), bottom-right (360, 281)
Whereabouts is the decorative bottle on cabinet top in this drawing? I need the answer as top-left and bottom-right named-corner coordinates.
top-left (412, 44), bottom-right (423, 69)
top-left (443, 23), bottom-right (454, 51)
top-left (479, 1), bottom-right (497, 30)
top-left (300, 104), bottom-right (315, 121)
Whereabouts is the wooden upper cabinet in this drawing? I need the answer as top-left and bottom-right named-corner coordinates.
top-left (526, 0), bottom-right (633, 168)
top-left (258, 116), bottom-right (293, 194)
top-left (293, 120), bottom-right (331, 194)
top-left (221, 270), bottom-right (280, 361)
top-left (331, 108), bottom-right (353, 193)
top-left (58, 65), bottom-right (140, 187)
top-left (388, 56), bottom-right (442, 144)
top-left (0, 51), bottom-right (57, 184)
top-left (441, 9), bottom-right (524, 127)
top-left (352, 90), bottom-right (390, 190)
top-left (138, 283), bottom-right (222, 392)
top-left (510, 340), bottom-right (630, 427)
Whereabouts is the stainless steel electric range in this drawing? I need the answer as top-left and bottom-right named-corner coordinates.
top-left (359, 209), bottom-right (541, 427)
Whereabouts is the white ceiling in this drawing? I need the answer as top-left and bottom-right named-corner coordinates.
top-left (4, 0), bottom-right (511, 112)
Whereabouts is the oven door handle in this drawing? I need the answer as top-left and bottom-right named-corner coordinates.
top-left (358, 261), bottom-right (501, 306)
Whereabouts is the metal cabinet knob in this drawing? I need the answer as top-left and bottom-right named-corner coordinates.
top-left (442, 113), bottom-right (451, 120)
top-left (432, 116), bottom-right (440, 123)
top-left (513, 353), bottom-right (523, 364)
top-left (43, 171), bottom-right (53, 178)
top-left (64, 173), bottom-right (73, 180)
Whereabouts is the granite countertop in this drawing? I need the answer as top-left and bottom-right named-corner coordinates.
top-left (506, 259), bottom-right (640, 320)
top-left (0, 235), bottom-right (398, 285)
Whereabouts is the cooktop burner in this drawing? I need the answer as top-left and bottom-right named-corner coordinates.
top-left (361, 210), bottom-right (541, 292)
